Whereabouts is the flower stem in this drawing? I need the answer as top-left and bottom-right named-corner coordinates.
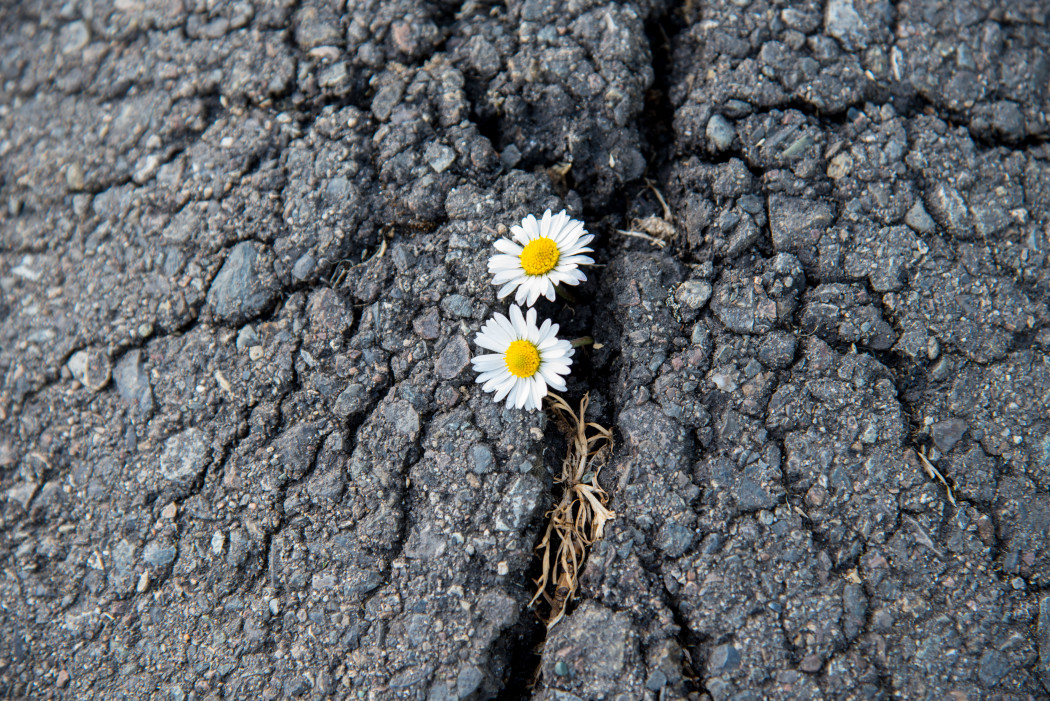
top-left (571, 336), bottom-right (594, 348)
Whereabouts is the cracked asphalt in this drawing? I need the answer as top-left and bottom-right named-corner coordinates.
top-left (1, 0), bottom-right (1049, 699)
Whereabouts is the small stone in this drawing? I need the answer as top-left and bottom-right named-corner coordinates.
top-left (318, 62), bottom-right (349, 90)
top-left (269, 598), bottom-right (280, 616)
top-left (211, 531), bottom-right (225, 555)
top-left (136, 571), bottom-right (150, 593)
top-left (59, 20), bottom-right (90, 54)
top-left (805, 485), bottom-right (827, 507)
top-left (656, 522), bottom-right (695, 557)
top-left (708, 644), bottom-right (740, 673)
top-left (706, 114), bottom-right (736, 150)
top-left (645, 670), bottom-right (667, 691)
top-left (554, 661), bottom-right (570, 677)
top-left (435, 336), bottom-right (471, 380)
top-left (977, 514), bottom-right (995, 544)
top-left (800, 654), bottom-right (823, 672)
top-left (6, 482), bottom-right (38, 510)
top-left (143, 541), bottom-right (177, 568)
top-left (159, 428), bottom-right (211, 486)
top-left (371, 82), bottom-right (404, 122)
top-left (425, 142), bottom-right (456, 174)
top-left (440, 294), bottom-right (473, 318)
top-left (206, 242), bottom-right (279, 324)
top-left (769, 195), bottom-right (834, 261)
top-left (455, 665), bottom-right (484, 699)
top-left (905, 200), bottom-right (936, 234)
top-left (990, 101), bottom-right (1025, 142)
top-left (73, 194), bottom-right (92, 217)
top-left (67, 348), bottom-right (112, 392)
top-left (759, 331), bottom-right (797, 369)
top-left (292, 254), bottom-right (316, 281)
top-left (236, 324), bottom-right (260, 352)
top-left (501, 144), bottom-right (522, 169)
top-left (470, 444), bottom-right (494, 474)
top-left (334, 383), bottom-right (367, 418)
top-left (931, 418), bottom-right (967, 453)
top-left (496, 561), bottom-right (509, 576)
top-left (827, 152), bottom-right (853, 180)
top-left (249, 345), bottom-right (264, 361)
top-left (161, 502), bottom-right (177, 519)
top-left (293, 6), bottom-right (341, 49)
top-left (133, 153), bottom-right (161, 184)
top-left (386, 400), bottom-right (420, 436)
top-left (113, 349), bottom-right (153, 418)
top-left (825, 0), bottom-right (870, 50)
top-left (978, 649), bottom-right (1011, 687)
top-left (56, 670), bottom-right (70, 688)
top-left (925, 183), bottom-right (973, 239)
top-left (66, 162), bottom-right (85, 191)
top-left (413, 308), bottom-right (441, 340)
top-left (675, 279), bottom-right (712, 313)
top-left (494, 476), bottom-right (541, 532)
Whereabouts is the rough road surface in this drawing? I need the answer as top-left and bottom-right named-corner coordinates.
top-left (2, 0), bottom-right (1050, 699)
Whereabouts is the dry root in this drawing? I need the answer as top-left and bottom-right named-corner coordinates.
top-left (530, 393), bottom-right (615, 629)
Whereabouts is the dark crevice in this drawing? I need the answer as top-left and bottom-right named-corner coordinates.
top-left (659, 585), bottom-right (706, 696)
top-left (640, 10), bottom-right (685, 177)
top-left (493, 611), bottom-right (545, 700)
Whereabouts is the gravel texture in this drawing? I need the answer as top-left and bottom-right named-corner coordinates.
top-left (1, 0), bottom-right (1049, 699)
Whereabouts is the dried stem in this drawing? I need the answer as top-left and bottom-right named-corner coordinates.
top-left (530, 393), bottom-right (615, 629)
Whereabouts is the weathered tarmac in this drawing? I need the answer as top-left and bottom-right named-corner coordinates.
top-left (1, 0), bottom-right (1049, 699)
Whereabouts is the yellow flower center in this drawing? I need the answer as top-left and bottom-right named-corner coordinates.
top-left (519, 237), bottom-right (560, 276)
top-left (504, 339), bottom-right (541, 378)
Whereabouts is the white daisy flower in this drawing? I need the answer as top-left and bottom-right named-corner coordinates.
top-left (488, 209), bottom-right (595, 307)
top-left (472, 304), bottom-right (574, 411)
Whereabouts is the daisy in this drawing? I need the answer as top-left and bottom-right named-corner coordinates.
top-left (488, 209), bottom-right (594, 307)
top-left (472, 304), bottom-right (574, 411)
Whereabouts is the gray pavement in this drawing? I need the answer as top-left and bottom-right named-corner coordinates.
top-left (1, 0), bottom-right (1049, 699)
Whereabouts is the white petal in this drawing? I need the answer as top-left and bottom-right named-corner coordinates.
top-left (566, 234), bottom-right (594, 250)
top-left (475, 330), bottom-right (507, 352)
top-left (522, 215), bottom-right (541, 241)
top-left (543, 279), bottom-right (557, 301)
top-left (499, 281), bottom-right (520, 300)
top-left (509, 305), bottom-right (528, 336)
top-left (472, 353), bottom-right (506, 371)
top-left (513, 380), bottom-right (530, 409)
top-left (541, 360), bottom-right (572, 375)
top-left (493, 377), bottom-right (517, 403)
top-left (540, 368), bottom-right (567, 392)
top-left (537, 335), bottom-right (561, 350)
top-left (489, 254), bottom-right (523, 272)
top-left (493, 269), bottom-right (525, 284)
top-left (494, 239), bottom-right (523, 255)
top-left (531, 375), bottom-right (547, 408)
top-left (525, 281), bottom-right (543, 307)
top-left (537, 325), bottom-right (561, 346)
top-left (477, 368), bottom-right (509, 384)
top-left (539, 209), bottom-right (553, 238)
top-left (492, 313), bottom-right (518, 342)
top-left (537, 319), bottom-right (552, 340)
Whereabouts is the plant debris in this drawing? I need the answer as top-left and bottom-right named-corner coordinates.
top-left (530, 393), bottom-right (615, 629)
